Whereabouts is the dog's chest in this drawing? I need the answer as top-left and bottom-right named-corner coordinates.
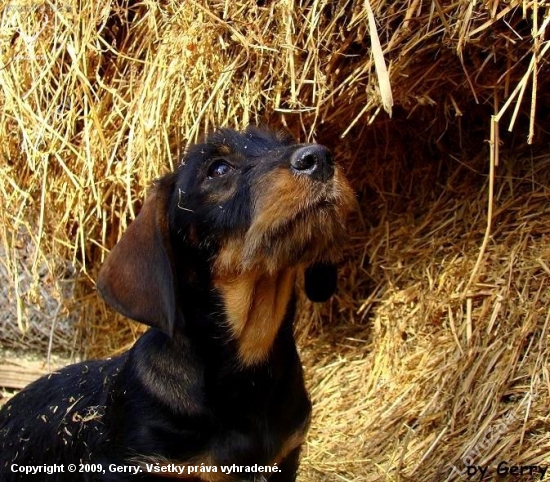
top-left (117, 361), bottom-right (311, 479)
top-left (131, 416), bottom-right (309, 482)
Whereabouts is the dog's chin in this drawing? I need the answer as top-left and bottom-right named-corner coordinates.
top-left (213, 208), bottom-right (347, 276)
top-left (214, 178), bottom-right (355, 276)
top-left (240, 203), bottom-right (349, 273)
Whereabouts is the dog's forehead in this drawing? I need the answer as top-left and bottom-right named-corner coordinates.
top-left (181, 127), bottom-right (296, 167)
top-left (212, 127), bottom-right (295, 156)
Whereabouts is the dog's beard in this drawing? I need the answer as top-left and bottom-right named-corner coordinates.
top-left (213, 168), bottom-right (355, 275)
top-left (243, 206), bottom-right (348, 271)
top-left (214, 201), bottom-right (351, 275)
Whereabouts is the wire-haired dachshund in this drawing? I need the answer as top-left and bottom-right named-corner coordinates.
top-left (0, 126), bottom-right (355, 481)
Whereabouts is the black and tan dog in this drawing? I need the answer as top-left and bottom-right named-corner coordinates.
top-left (0, 126), bottom-right (354, 481)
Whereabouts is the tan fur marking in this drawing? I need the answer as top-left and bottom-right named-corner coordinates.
top-left (217, 144), bottom-right (232, 156)
top-left (249, 169), bottom-right (313, 242)
top-left (214, 269), bottom-right (296, 366)
top-left (244, 167), bottom-right (355, 269)
top-left (207, 185), bottom-right (238, 207)
top-left (275, 424), bottom-right (309, 465)
top-left (214, 237), bottom-right (244, 273)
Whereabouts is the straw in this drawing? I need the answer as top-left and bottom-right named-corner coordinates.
top-left (1, 1), bottom-right (550, 479)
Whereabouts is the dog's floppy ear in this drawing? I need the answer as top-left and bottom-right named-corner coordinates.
top-left (97, 176), bottom-right (177, 335)
top-left (304, 262), bottom-right (338, 302)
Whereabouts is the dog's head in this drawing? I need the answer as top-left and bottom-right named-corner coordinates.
top-left (98, 126), bottom-right (355, 363)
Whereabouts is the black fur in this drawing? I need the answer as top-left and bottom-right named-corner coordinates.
top-left (0, 126), bottom-right (352, 481)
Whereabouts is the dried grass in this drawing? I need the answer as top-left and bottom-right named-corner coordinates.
top-left (1, 0), bottom-right (550, 480)
top-left (298, 149), bottom-right (550, 480)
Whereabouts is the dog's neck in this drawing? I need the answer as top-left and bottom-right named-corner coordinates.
top-left (133, 329), bottom-right (206, 416)
top-left (213, 268), bottom-right (297, 366)
top-left (132, 267), bottom-right (299, 415)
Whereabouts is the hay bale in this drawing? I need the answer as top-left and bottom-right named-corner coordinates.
top-left (0, 0), bottom-right (549, 480)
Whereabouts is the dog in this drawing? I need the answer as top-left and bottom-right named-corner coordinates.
top-left (0, 126), bottom-right (354, 481)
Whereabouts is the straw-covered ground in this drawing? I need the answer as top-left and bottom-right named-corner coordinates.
top-left (1, 0), bottom-right (550, 480)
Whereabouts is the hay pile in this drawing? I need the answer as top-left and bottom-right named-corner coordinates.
top-left (1, 0), bottom-right (550, 480)
top-left (298, 148), bottom-right (550, 480)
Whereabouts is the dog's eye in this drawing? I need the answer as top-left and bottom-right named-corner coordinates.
top-left (207, 160), bottom-right (234, 179)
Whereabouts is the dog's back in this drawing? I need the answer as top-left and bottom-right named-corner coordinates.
top-left (1, 358), bottom-right (125, 467)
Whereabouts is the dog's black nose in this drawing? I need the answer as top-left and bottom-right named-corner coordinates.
top-left (290, 144), bottom-right (334, 183)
